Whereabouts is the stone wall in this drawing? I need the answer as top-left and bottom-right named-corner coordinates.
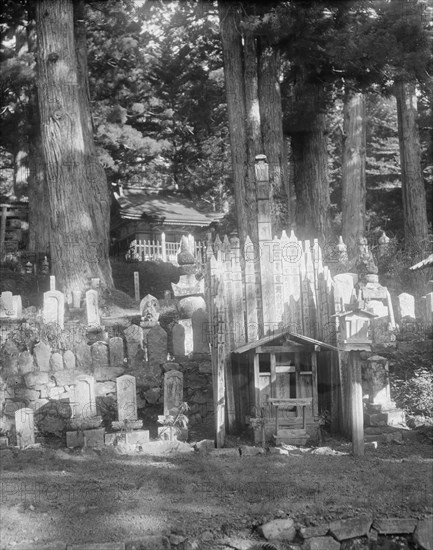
top-left (0, 317), bottom-right (213, 441)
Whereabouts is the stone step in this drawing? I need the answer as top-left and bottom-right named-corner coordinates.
top-left (364, 409), bottom-right (405, 427)
top-left (274, 428), bottom-right (309, 446)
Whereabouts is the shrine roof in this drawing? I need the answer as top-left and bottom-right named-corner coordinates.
top-left (115, 187), bottom-right (223, 227)
top-left (233, 328), bottom-right (339, 354)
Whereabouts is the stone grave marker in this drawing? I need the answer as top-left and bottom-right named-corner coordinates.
top-left (86, 289), bottom-right (100, 327)
top-left (397, 293), bottom-right (415, 321)
top-left (140, 294), bottom-right (160, 328)
top-left (147, 324), bottom-right (168, 375)
top-left (172, 323), bottom-right (185, 356)
top-left (63, 349), bottom-right (76, 370)
top-left (124, 324), bottom-right (143, 361)
top-left (179, 319), bottom-right (193, 354)
top-left (73, 375), bottom-right (97, 418)
top-left (12, 295), bottom-right (22, 318)
top-left (192, 308), bottom-right (209, 354)
top-left (164, 370), bottom-right (183, 416)
top-left (91, 341), bottom-right (109, 369)
top-left (109, 337), bottom-right (124, 367)
top-left (33, 341), bottom-right (52, 372)
top-left (43, 290), bottom-right (65, 329)
top-left (116, 374), bottom-right (137, 422)
top-left (15, 407), bottom-right (35, 448)
top-left (364, 356), bottom-right (392, 406)
top-left (1, 291), bottom-right (14, 315)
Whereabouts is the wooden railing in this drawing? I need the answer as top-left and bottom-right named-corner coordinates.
top-left (128, 236), bottom-right (206, 264)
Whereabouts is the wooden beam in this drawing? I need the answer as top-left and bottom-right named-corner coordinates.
top-left (253, 353), bottom-right (260, 413)
top-left (295, 351), bottom-right (301, 415)
top-left (311, 351), bottom-right (319, 417)
top-left (350, 351), bottom-right (364, 457)
top-left (267, 397), bottom-right (312, 406)
top-left (0, 205), bottom-right (7, 248)
top-left (270, 353), bottom-right (276, 397)
top-left (257, 344), bottom-right (304, 353)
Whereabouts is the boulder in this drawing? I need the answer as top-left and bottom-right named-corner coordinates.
top-left (258, 518), bottom-right (296, 542)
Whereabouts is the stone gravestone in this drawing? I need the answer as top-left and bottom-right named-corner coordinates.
top-left (1, 291), bottom-right (14, 315)
top-left (364, 356), bottom-right (392, 406)
top-left (172, 323), bottom-right (185, 357)
top-left (43, 290), bottom-right (65, 329)
top-left (12, 295), bottom-right (22, 318)
top-left (33, 341), bottom-right (51, 372)
top-left (109, 337), bottom-right (124, 367)
top-left (164, 370), bottom-right (183, 416)
top-left (397, 293), bottom-right (416, 321)
top-left (192, 309), bottom-right (209, 354)
top-left (139, 294), bottom-right (160, 328)
top-left (73, 375), bottom-right (97, 419)
top-left (116, 374), bottom-right (137, 421)
top-left (179, 319), bottom-right (193, 355)
top-left (15, 407), bottom-right (35, 448)
top-left (124, 324), bottom-right (143, 362)
top-left (91, 341), bottom-right (109, 370)
top-left (147, 324), bottom-right (168, 376)
top-left (86, 289), bottom-right (100, 327)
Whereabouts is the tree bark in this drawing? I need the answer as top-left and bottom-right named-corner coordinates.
top-left (395, 80), bottom-right (429, 256)
top-left (218, 1), bottom-right (253, 246)
top-left (35, 0), bottom-right (113, 299)
top-left (291, 81), bottom-right (331, 245)
top-left (258, 39), bottom-right (293, 234)
top-left (341, 90), bottom-right (367, 258)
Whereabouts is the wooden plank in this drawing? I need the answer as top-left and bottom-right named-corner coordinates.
top-left (349, 351), bottom-right (364, 457)
top-left (295, 351), bottom-right (301, 415)
top-left (0, 205), bottom-right (7, 247)
top-left (305, 241), bottom-right (317, 338)
top-left (311, 350), bottom-right (319, 418)
top-left (244, 236), bottom-right (259, 342)
top-left (267, 397), bottom-right (312, 406)
top-left (253, 353), bottom-right (260, 412)
top-left (270, 353), bottom-right (276, 397)
top-left (214, 304), bottom-right (226, 448)
top-left (230, 236), bottom-right (246, 347)
top-left (256, 344), bottom-right (304, 354)
top-left (272, 236), bottom-right (284, 325)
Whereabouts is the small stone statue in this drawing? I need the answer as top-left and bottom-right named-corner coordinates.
top-left (140, 294), bottom-right (160, 328)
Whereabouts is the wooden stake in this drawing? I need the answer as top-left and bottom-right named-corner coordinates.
top-left (350, 351), bottom-right (364, 456)
top-left (134, 271), bottom-right (140, 302)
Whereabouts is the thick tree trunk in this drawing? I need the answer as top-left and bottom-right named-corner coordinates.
top-left (28, 106), bottom-right (50, 255)
top-left (243, 30), bottom-right (261, 245)
top-left (291, 82), bottom-right (331, 245)
top-left (395, 80), bottom-right (428, 255)
top-left (26, 17), bottom-right (51, 255)
top-left (218, 1), bottom-right (254, 245)
top-left (342, 90), bottom-right (367, 258)
top-left (258, 40), bottom-right (293, 233)
top-left (35, 0), bottom-right (113, 299)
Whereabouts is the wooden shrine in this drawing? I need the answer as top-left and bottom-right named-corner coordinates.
top-left (232, 328), bottom-right (338, 445)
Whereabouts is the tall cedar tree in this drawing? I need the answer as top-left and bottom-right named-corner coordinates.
top-left (35, 0), bottom-right (113, 297)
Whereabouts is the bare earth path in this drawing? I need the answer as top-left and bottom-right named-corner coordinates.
top-left (0, 436), bottom-right (432, 549)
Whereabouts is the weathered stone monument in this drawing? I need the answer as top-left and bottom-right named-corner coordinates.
top-left (172, 323), bottom-right (185, 356)
top-left (124, 324), bottom-right (143, 362)
top-left (15, 408), bottom-right (35, 448)
top-left (109, 337), bottom-right (124, 367)
top-left (192, 308), bottom-right (209, 354)
top-left (397, 292), bottom-right (416, 321)
top-left (147, 324), bottom-right (168, 375)
top-left (364, 356), bottom-right (405, 427)
top-left (86, 289), bottom-right (100, 327)
top-left (140, 294), bottom-right (160, 328)
top-left (164, 370), bottom-right (184, 417)
top-left (43, 290), bottom-right (65, 329)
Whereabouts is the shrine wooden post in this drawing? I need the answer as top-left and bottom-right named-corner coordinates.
top-left (349, 351), bottom-right (364, 457)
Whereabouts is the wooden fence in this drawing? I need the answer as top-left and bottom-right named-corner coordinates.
top-left (128, 236), bottom-right (206, 264)
top-left (206, 231), bottom-right (337, 351)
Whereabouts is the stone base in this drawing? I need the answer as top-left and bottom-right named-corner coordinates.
top-left (111, 419), bottom-right (143, 431)
top-left (66, 431), bottom-right (85, 448)
top-left (105, 432), bottom-right (126, 446)
top-left (83, 428), bottom-right (105, 448)
top-left (125, 430), bottom-right (149, 446)
top-left (364, 409), bottom-right (405, 427)
top-left (69, 416), bottom-right (102, 431)
top-left (0, 436), bottom-right (8, 449)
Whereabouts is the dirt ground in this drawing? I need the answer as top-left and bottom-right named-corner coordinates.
top-left (0, 431), bottom-right (432, 549)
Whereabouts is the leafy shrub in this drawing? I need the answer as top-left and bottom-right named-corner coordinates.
top-left (383, 345), bottom-right (433, 418)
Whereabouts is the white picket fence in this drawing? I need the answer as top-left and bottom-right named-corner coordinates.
top-left (128, 234), bottom-right (206, 264)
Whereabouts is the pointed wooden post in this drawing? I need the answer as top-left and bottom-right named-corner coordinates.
top-left (255, 154), bottom-right (273, 335)
top-left (244, 236), bottom-right (259, 341)
top-left (161, 232), bottom-right (167, 262)
top-left (350, 351), bottom-right (364, 457)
